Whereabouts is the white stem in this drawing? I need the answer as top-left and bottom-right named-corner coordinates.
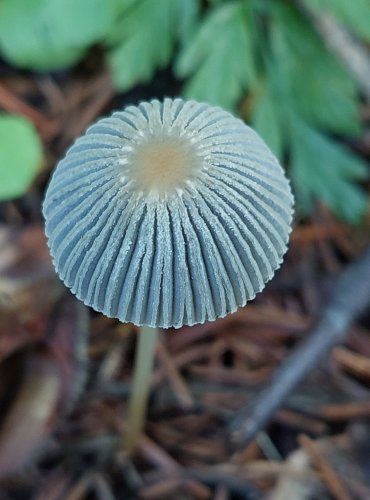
top-left (125, 326), bottom-right (159, 454)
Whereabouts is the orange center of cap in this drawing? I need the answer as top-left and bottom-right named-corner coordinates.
top-left (128, 136), bottom-right (202, 197)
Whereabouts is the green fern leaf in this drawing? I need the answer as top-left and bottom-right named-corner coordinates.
top-left (270, 4), bottom-right (361, 136)
top-left (289, 115), bottom-right (368, 223)
top-left (175, 1), bottom-right (257, 111)
top-left (107, 0), bottom-right (199, 91)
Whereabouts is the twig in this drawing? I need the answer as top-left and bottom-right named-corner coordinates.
top-left (156, 339), bottom-right (194, 408)
top-left (296, 0), bottom-right (370, 101)
top-left (140, 477), bottom-right (211, 500)
top-left (320, 401), bottom-right (370, 420)
top-left (186, 464), bottom-right (270, 499)
top-left (275, 409), bottom-right (328, 435)
top-left (332, 346), bottom-right (370, 379)
top-left (137, 433), bottom-right (181, 472)
top-left (229, 246), bottom-right (370, 448)
top-left (298, 434), bottom-right (351, 500)
top-left (0, 82), bottom-right (58, 139)
top-left (63, 472), bottom-right (115, 500)
top-left (137, 434), bottom-right (212, 499)
top-left (152, 344), bottom-right (207, 385)
top-left (60, 73), bottom-right (114, 146)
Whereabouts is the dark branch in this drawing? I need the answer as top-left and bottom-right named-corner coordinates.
top-left (229, 246), bottom-right (370, 448)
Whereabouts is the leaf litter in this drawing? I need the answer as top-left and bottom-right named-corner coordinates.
top-left (0, 42), bottom-right (370, 500)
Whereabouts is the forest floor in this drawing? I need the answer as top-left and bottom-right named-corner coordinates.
top-left (1, 55), bottom-right (370, 500)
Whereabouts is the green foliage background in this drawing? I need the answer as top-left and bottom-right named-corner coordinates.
top-left (0, 0), bottom-right (369, 223)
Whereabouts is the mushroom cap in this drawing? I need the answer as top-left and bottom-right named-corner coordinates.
top-left (43, 98), bottom-right (293, 329)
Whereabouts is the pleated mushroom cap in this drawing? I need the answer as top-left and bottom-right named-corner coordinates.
top-left (43, 98), bottom-right (294, 328)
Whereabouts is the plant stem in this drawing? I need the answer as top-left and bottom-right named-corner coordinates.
top-left (125, 326), bottom-right (159, 454)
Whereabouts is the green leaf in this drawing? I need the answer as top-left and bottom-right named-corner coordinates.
top-left (176, 0), bottom-right (200, 45)
top-left (0, 115), bottom-right (43, 201)
top-left (0, 0), bottom-right (116, 70)
top-left (175, 1), bottom-right (257, 111)
top-left (251, 80), bottom-right (284, 159)
top-left (107, 0), bottom-right (199, 91)
top-left (308, 0), bottom-right (370, 40)
top-left (270, 5), bottom-right (361, 136)
top-left (289, 115), bottom-right (368, 223)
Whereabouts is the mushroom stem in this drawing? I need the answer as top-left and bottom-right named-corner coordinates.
top-left (125, 325), bottom-right (159, 454)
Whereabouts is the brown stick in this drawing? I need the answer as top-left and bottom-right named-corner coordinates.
top-left (156, 339), bottom-right (194, 408)
top-left (0, 82), bottom-right (58, 139)
top-left (298, 434), bottom-right (351, 500)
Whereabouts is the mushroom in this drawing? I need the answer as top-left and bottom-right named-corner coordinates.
top-left (43, 98), bottom-right (294, 451)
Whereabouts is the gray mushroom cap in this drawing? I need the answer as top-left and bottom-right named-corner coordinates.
top-left (43, 98), bottom-right (294, 329)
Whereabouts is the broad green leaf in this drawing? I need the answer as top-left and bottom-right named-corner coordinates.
top-left (0, 0), bottom-right (116, 70)
top-left (0, 115), bottom-right (43, 201)
top-left (270, 4), bottom-right (360, 136)
top-left (107, 0), bottom-right (199, 91)
top-left (308, 0), bottom-right (370, 40)
top-left (175, 1), bottom-right (257, 111)
top-left (289, 115), bottom-right (368, 223)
